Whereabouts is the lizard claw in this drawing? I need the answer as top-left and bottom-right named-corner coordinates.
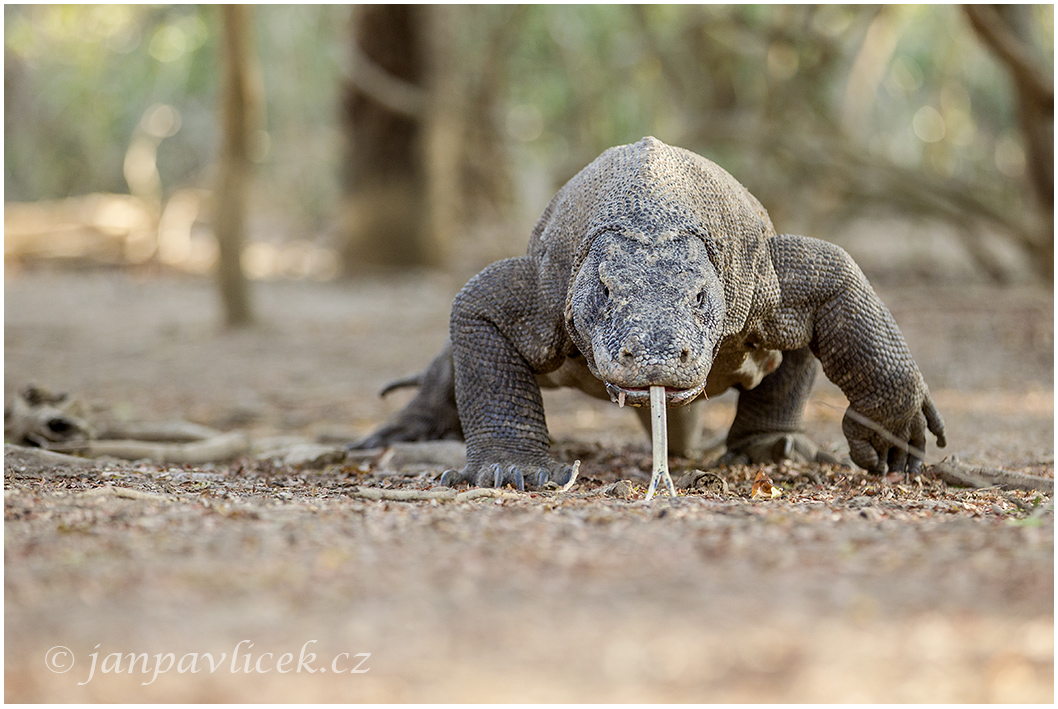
top-left (439, 459), bottom-right (573, 489)
top-left (842, 395), bottom-right (946, 475)
top-left (439, 468), bottom-right (463, 487)
top-left (494, 464), bottom-right (526, 491)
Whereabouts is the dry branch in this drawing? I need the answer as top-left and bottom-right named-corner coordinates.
top-left (962, 5), bottom-right (1053, 109)
top-left (6, 386), bottom-right (93, 447)
top-left (930, 459), bottom-right (1053, 494)
top-left (4, 444), bottom-right (99, 472)
top-left (346, 42), bottom-right (427, 118)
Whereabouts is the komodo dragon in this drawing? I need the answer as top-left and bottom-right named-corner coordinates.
top-left (356, 137), bottom-right (946, 489)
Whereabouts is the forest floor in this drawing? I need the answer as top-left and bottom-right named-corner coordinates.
top-left (4, 263), bottom-right (1054, 702)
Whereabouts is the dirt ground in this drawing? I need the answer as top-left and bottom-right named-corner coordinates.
top-left (4, 263), bottom-right (1054, 702)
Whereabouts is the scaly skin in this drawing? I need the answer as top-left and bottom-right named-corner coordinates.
top-left (354, 137), bottom-right (946, 488)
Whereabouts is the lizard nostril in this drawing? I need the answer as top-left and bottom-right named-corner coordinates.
top-left (679, 348), bottom-right (690, 363)
top-left (619, 346), bottom-right (635, 363)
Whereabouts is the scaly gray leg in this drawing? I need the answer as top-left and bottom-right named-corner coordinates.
top-left (351, 341), bottom-right (462, 449)
top-left (442, 258), bottom-right (575, 490)
top-left (761, 235), bottom-right (946, 474)
top-left (721, 347), bottom-right (840, 465)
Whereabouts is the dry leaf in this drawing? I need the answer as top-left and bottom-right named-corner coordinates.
top-left (751, 470), bottom-right (783, 499)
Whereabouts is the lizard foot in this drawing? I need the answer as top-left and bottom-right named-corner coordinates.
top-left (719, 432), bottom-right (848, 467)
top-left (439, 459), bottom-right (575, 491)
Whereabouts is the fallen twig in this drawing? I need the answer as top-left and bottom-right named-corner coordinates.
top-left (542, 460), bottom-right (581, 493)
top-left (78, 485), bottom-right (174, 503)
top-left (347, 487), bottom-right (518, 503)
top-left (560, 460), bottom-right (580, 492)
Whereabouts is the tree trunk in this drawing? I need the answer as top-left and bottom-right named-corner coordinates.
top-left (215, 4), bottom-right (260, 327)
top-left (339, 5), bottom-right (433, 271)
top-left (422, 5), bottom-right (466, 266)
top-left (338, 5), bottom-right (519, 273)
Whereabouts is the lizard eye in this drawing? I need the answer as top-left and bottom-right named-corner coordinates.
top-left (745, 338), bottom-right (760, 351)
top-left (602, 285), bottom-right (610, 300)
top-left (695, 290), bottom-right (706, 307)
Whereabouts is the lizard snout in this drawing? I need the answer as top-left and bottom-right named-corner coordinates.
top-left (593, 327), bottom-right (711, 394)
top-left (618, 340), bottom-right (692, 367)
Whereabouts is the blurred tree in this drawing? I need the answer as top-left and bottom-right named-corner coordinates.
top-left (5, 5), bottom-right (1052, 282)
top-left (3, 5), bottom-right (346, 242)
top-left (337, 4), bottom-right (520, 272)
top-left (964, 4), bottom-right (1053, 276)
top-left (426, 5), bottom-right (522, 263)
top-left (4, 5), bottom-right (218, 201)
top-left (621, 4), bottom-right (1052, 281)
top-left (338, 4), bottom-right (430, 270)
top-left (214, 5), bottom-right (261, 327)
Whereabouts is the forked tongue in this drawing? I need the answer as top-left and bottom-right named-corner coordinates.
top-left (645, 385), bottom-right (677, 500)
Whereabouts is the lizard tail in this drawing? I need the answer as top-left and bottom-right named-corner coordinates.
top-left (379, 373), bottom-right (424, 398)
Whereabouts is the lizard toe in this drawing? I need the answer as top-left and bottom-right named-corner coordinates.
top-left (439, 468), bottom-right (471, 487)
top-left (490, 464), bottom-right (526, 491)
top-left (498, 463), bottom-right (576, 490)
top-left (442, 460), bottom-right (562, 490)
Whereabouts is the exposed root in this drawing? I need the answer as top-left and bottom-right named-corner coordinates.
top-left (94, 420), bottom-right (222, 443)
top-left (71, 432), bottom-right (252, 465)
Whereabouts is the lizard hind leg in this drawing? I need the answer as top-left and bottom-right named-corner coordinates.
top-left (633, 399), bottom-right (705, 458)
top-left (350, 340), bottom-right (463, 450)
top-left (720, 346), bottom-right (844, 466)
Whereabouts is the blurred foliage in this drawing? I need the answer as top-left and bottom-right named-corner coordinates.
top-left (4, 4), bottom-right (1053, 277)
top-left (5, 4), bottom-right (347, 238)
top-left (6, 5), bottom-right (217, 199)
top-left (499, 5), bottom-right (1051, 247)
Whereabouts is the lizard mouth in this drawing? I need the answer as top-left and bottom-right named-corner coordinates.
top-left (604, 381), bottom-right (706, 408)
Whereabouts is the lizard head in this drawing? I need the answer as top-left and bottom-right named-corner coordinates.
top-left (565, 229), bottom-right (724, 408)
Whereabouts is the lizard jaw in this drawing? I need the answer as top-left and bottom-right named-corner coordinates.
top-left (605, 381), bottom-right (706, 408)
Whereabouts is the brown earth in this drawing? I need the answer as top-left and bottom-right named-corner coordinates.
top-left (4, 265), bottom-right (1054, 702)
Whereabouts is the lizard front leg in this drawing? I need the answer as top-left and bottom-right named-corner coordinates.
top-left (762, 235), bottom-right (946, 474)
top-left (442, 258), bottom-right (574, 490)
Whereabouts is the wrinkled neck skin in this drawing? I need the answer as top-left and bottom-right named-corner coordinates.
top-left (565, 229), bottom-right (725, 407)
